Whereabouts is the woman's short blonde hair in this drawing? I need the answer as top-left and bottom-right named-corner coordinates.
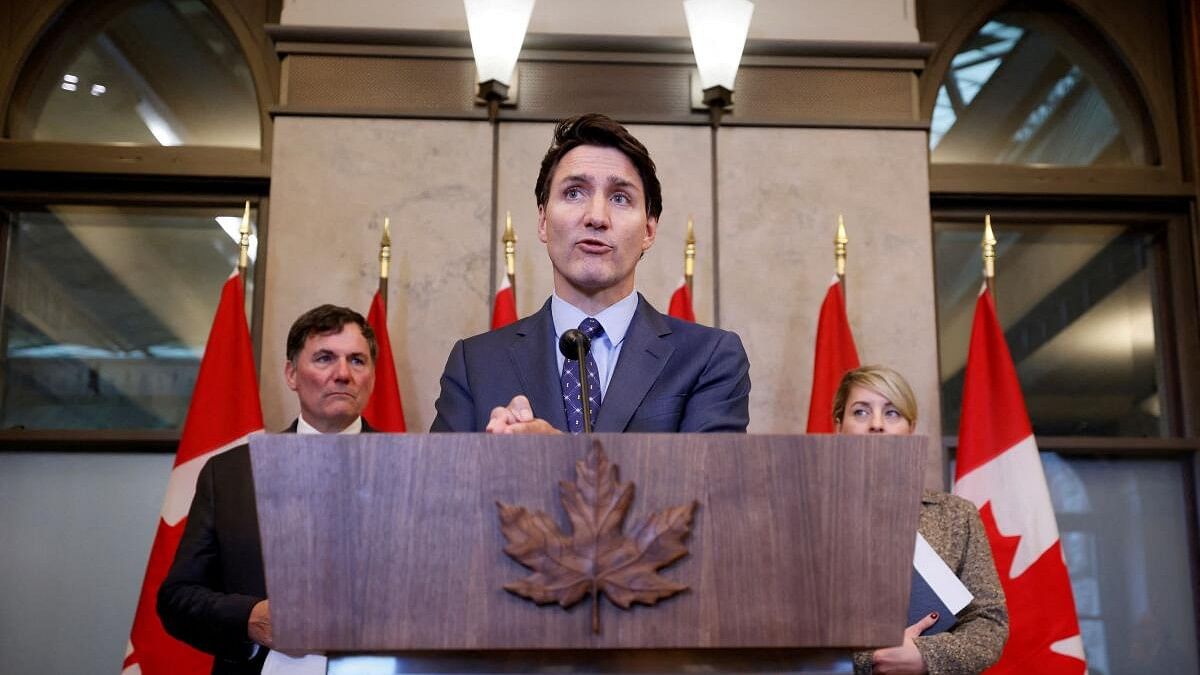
top-left (831, 365), bottom-right (918, 427)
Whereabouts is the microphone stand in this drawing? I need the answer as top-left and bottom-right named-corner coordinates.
top-left (559, 329), bottom-right (594, 433)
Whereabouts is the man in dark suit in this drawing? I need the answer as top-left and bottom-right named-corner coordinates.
top-left (432, 113), bottom-right (750, 433)
top-left (158, 305), bottom-right (377, 674)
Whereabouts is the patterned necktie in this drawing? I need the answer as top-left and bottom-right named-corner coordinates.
top-left (560, 318), bottom-right (604, 433)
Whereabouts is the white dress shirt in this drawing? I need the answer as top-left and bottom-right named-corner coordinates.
top-left (550, 290), bottom-right (639, 399)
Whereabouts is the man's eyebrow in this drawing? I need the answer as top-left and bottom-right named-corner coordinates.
top-left (559, 174), bottom-right (641, 192)
top-left (560, 173), bottom-right (594, 185)
top-left (607, 176), bottom-right (639, 191)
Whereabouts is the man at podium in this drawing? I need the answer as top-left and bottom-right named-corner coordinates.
top-left (158, 305), bottom-right (379, 675)
top-left (431, 113), bottom-right (750, 434)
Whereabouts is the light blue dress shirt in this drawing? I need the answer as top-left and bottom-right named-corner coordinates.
top-left (550, 291), bottom-right (639, 399)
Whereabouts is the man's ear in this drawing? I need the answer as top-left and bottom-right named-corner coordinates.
top-left (537, 205), bottom-right (549, 244)
top-left (642, 214), bottom-right (658, 252)
top-left (284, 360), bottom-right (298, 392)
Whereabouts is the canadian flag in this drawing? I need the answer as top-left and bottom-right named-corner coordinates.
top-left (362, 289), bottom-right (407, 431)
top-left (491, 276), bottom-right (517, 329)
top-left (123, 272), bottom-right (263, 674)
top-left (953, 286), bottom-right (1086, 674)
top-left (805, 275), bottom-right (860, 433)
top-left (667, 277), bottom-right (695, 322)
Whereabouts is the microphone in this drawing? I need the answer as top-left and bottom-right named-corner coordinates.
top-left (558, 329), bottom-right (594, 433)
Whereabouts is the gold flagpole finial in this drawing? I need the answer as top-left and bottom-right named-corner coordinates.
top-left (982, 213), bottom-right (997, 282)
top-left (376, 214), bottom-right (391, 278)
top-left (375, 217), bottom-right (392, 312)
top-left (379, 217), bottom-right (392, 281)
top-left (684, 215), bottom-right (696, 283)
top-left (237, 201), bottom-right (251, 275)
top-left (503, 211), bottom-right (517, 280)
top-left (834, 214), bottom-right (848, 280)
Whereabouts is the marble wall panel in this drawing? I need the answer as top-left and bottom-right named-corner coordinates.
top-left (717, 127), bottom-right (943, 485)
top-left (496, 121), bottom-right (714, 324)
top-left (264, 118), bottom-right (492, 432)
top-left (628, 123), bottom-right (716, 325)
top-left (495, 121), bottom-right (554, 320)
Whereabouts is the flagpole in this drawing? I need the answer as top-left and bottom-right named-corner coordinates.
top-left (684, 215), bottom-right (696, 296)
top-left (982, 214), bottom-right (996, 297)
top-left (379, 217), bottom-right (392, 312)
top-left (237, 201), bottom-right (251, 296)
top-left (503, 210), bottom-right (516, 297)
top-left (835, 214), bottom-right (848, 306)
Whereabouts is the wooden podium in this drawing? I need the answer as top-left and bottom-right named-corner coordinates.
top-left (249, 433), bottom-right (926, 673)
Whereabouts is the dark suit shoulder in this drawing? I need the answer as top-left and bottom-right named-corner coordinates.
top-left (203, 443), bottom-right (251, 476)
top-left (636, 295), bottom-right (743, 343)
top-left (661, 313), bottom-right (742, 341)
top-left (448, 307), bottom-right (552, 375)
top-left (458, 315), bottom-right (533, 350)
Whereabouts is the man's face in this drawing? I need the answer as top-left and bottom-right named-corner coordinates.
top-left (538, 144), bottom-right (657, 310)
top-left (284, 324), bottom-right (375, 433)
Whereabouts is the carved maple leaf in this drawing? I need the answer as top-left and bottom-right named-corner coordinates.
top-left (497, 440), bottom-right (696, 633)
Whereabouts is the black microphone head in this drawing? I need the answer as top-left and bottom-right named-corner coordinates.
top-left (558, 328), bottom-right (591, 361)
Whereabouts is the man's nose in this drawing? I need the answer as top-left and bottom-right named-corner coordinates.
top-left (332, 358), bottom-right (351, 381)
top-left (584, 194), bottom-right (610, 228)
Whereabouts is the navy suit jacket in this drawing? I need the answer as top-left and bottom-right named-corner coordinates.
top-left (430, 295), bottom-right (750, 432)
top-left (157, 419), bottom-right (374, 675)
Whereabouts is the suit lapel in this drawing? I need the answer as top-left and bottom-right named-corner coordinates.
top-left (508, 300), bottom-right (569, 432)
top-left (595, 295), bottom-right (674, 432)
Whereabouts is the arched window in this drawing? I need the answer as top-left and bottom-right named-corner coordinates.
top-left (0, 0), bottom-right (275, 436)
top-left (930, 8), bottom-right (1155, 166)
top-left (6, 0), bottom-right (261, 148)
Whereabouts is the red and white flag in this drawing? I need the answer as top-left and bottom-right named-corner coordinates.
top-left (362, 290), bottom-right (407, 431)
top-left (491, 276), bottom-right (517, 329)
top-left (953, 286), bottom-right (1086, 674)
top-left (667, 277), bottom-right (695, 322)
top-left (123, 272), bottom-right (264, 675)
top-left (805, 275), bottom-right (860, 433)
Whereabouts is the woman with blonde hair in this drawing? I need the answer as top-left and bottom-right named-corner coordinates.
top-left (834, 365), bottom-right (1008, 675)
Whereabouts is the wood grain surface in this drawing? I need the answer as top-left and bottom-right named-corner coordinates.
top-left (249, 433), bottom-right (925, 652)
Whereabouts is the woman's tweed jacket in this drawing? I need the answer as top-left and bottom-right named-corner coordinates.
top-left (855, 489), bottom-right (1009, 675)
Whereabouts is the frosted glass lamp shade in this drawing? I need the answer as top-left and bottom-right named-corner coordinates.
top-left (683, 0), bottom-right (754, 91)
top-left (464, 0), bottom-right (535, 87)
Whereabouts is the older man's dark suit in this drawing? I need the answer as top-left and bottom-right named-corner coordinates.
top-left (157, 420), bottom-right (374, 675)
top-left (431, 295), bottom-right (750, 432)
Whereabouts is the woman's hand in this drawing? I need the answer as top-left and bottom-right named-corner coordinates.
top-left (871, 611), bottom-right (937, 674)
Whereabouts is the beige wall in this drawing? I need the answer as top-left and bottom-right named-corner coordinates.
top-left (264, 118), bottom-right (493, 432)
top-left (280, 0), bottom-right (919, 42)
top-left (717, 127), bottom-right (942, 484)
top-left (264, 120), bottom-right (944, 485)
top-left (264, 119), bottom-right (721, 432)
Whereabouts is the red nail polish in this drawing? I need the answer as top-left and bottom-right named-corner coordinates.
top-left (931, 612), bottom-right (939, 621)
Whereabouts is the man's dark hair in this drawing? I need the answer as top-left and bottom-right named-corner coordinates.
top-left (535, 113), bottom-right (663, 219)
top-left (286, 304), bottom-right (377, 363)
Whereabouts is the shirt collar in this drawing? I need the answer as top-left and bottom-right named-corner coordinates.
top-left (551, 291), bottom-right (638, 346)
top-left (297, 415), bottom-right (363, 434)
